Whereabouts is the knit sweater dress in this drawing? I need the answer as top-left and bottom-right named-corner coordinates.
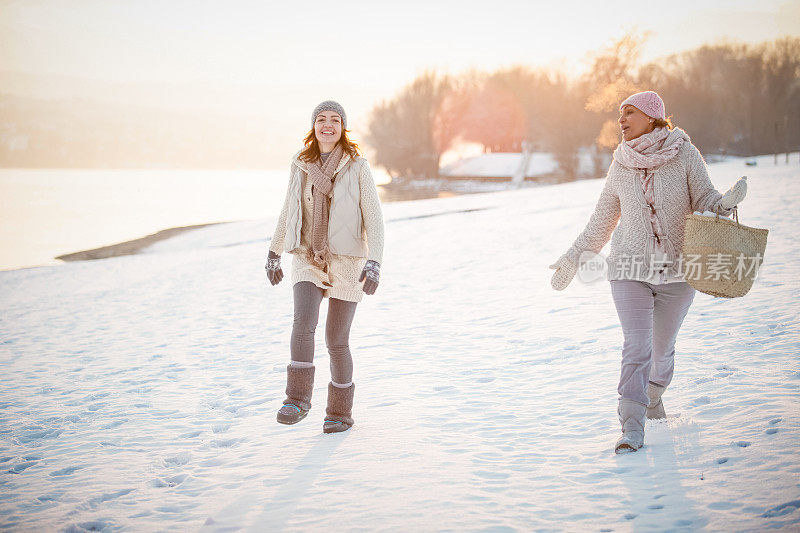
top-left (567, 129), bottom-right (731, 284)
top-left (269, 152), bottom-right (385, 303)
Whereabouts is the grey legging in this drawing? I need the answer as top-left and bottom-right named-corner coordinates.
top-left (610, 280), bottom-right (695, 405)
top-left (290, 281), bottom-right (358, 384)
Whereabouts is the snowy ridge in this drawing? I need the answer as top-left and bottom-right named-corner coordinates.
top-left (439, 150), bottom-right (596, 179)
top-left (1, 155), bottom-right (799, 531)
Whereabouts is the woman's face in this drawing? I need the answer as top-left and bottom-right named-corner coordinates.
top-left (618, 105), bottom-right (654, 141)
top-left (314, 111), bottom-right (343, 149)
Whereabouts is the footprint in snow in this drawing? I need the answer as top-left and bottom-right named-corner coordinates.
top-left (734, 440), bottom-right (751, 448)
top-left (623, 513), bottom-right (637, 520)
top-left (647, 504), bottom-right (664, 510)
top-left (210, 438), bottom-right (242, 448)
top-left (473, 470), bottom-right (510, 480)
top-left (715, 365), bottom-right (736, 378)
top-left (68, 520), bottom-right (113, 532)
top-left (8, 461), bottom-right (37, 474)
top-left (151, 474), bottom-right (187, 488)
top-left (766, 427), bottom-right (779, 435)
top-left (50, 465), bottom-right (84, 476)
top-left (690, 396), bottom-right (712, 407)
top-left (162, 453), bottom-right (191, 467)
top-left (761, 499), bottom-right (800, 518)
top-left (716, 457), bottom-right (729, 464)
top-left (101, 419), bottom-right (127, 430)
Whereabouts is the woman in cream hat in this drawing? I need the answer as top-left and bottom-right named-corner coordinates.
top-left (266, 100), bottom-right (385, 434)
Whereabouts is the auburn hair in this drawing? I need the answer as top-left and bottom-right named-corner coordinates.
top-left (298, 128), bottom-right (361, 163)
top-left (653, 116), bottom-right (674, 130)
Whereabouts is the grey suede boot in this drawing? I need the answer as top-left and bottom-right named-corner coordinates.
top-left (615, 398), bottom-right (646, 454)
top-left (323, 382), bottom-right (354, 434)
top-left (646, 382), bottom-right (667, 420)
top-left (277, 365), bottom-right (314, 425)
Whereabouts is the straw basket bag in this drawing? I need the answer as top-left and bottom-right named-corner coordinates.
top-left (682, 206), bottom-right (768, 298)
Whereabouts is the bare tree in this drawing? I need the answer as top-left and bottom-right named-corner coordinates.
top-left (365, 72), bottom-right (451, 179)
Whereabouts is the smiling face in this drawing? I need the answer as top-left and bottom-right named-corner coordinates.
top-left (618, 104), bottom-right (655, 141)
top-left (314, 111), bottom-right (343, 151)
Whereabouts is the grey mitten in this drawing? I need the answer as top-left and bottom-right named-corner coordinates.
top-left (265, 250), bottom-right (283, 286)
top-left (359, 260), bottom-right (380, 295)
top-left (720, 176), bottom-right (747, 210)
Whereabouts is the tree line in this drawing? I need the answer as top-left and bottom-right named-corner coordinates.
top-left (366, 36), bottom-right (800, 180)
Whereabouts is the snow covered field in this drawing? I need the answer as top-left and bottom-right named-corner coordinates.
top-left (1, 155), bottom-right (799, 531)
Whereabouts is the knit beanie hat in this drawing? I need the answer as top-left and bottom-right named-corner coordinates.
top-left (311, 100), bottom-right (347, 130)
top-left (619, 91), bottom-right (666, 120)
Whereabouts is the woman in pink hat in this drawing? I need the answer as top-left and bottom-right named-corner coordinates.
top-left (549, 91), bottom-right (748, 453)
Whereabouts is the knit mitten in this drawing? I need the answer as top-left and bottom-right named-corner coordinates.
top-left (720, 176), bottom-right (747, 210)
top-left (359, 260), bottom-right (380, 295)
top-left (646, 382), bottom-right (667, 420)
top-left (615, 399), bottom-right (646, 454)
top-left (549, 251), bottom-right (579, 291)
top-left (265, 250), bottom-right (283, 286)
top-left (277, 365), bottom-right (314, 425)
top-left (323, 382), bottom-right (354, 434)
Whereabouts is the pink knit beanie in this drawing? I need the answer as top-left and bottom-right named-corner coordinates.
top-left (619, 91), bottom-right (666, 120)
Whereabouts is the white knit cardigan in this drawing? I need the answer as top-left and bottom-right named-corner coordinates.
top-left (566, 129), bottom-right (730, 283)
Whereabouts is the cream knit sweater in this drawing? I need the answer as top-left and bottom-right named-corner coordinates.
top-left (269, 153), bottom-right (385, 303)
top-left (566, 129), bottom-right (730, 283)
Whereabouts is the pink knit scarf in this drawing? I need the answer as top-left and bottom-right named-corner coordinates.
top-left (306, 144), bottom-right (344, 270)
top-left (614, 127), bottom-right (685, 260)
top-left (614, 127), bottom-right (683, 170)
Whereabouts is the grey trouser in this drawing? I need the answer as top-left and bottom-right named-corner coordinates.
top-left (610, 280), bottom-right (695, 405)
top-left (291, 281), bottom-right (358, 384)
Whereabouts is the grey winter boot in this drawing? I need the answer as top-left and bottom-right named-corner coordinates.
top-left (323, 382), bottom-right (354, 434)
top-left (646, 382), bottom-right (667, 420)
top-left (277, 365), bottom-right (314, 425)
top-left (615, 398), bottom-right (646, 454)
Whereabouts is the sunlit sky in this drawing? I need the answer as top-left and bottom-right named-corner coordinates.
top-left (2, 0), bottom-right (798, 161)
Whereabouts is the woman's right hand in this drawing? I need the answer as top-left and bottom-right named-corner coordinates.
top-left (720, 176), bottom-right (747, 210)
top-left (549, 254), bottom-right (578, 291)
top-left (265, 250), bottom-right (283, 286)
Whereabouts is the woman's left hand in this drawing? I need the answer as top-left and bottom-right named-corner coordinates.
top-left (359, 260), bottom-right (380, 295)
top-left (720, 176), bottom-right (747, 210)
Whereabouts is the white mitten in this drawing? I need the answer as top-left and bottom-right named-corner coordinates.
top-left (549, 254), bottom-right (578, 291)
top-left (720, 176), bottom-right (747, 210)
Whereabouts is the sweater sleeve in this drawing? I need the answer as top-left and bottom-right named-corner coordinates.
top-left (268, 163), bottom-right (295, 255)
top-left (359, 159), bottom-right (385, 263)
top-left (567, 172), bottom-right (621, 262)
top-left (686, 144), bottom-right (731, 216)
